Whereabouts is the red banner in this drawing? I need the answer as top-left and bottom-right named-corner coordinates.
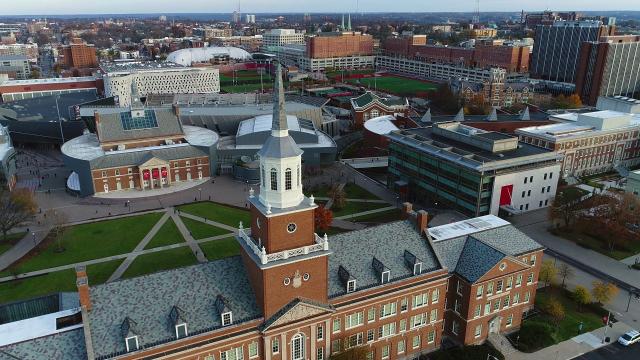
top-left (142, 169), bottom-right (150, 180)
top-left (161, 167), bottom-right (168, 178)
top-left (152, 168), bottom-right (160, 179)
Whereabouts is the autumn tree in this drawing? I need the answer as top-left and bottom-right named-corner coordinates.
top-left (314, 204), bottom-right (333, 233)
top-left (464, 94), bottom-right (491, 115)
top-left (0, 188), bottom-right (37, 240)
top-left (587, 193), bottom-right (640, 252)
top-left (548, 187), bottom-right (585, 228)
top-left (328, 184), bottom-right (346, 210)
top-left (557, 262), bottom-right (574, 288)
top-left (591, 281), bottom-right (619, 306)
top-left (573, 286), bottom-right (591, 312)
top-left (546, 298), bottom-right (565, 327)
top-left (539, 260), bottom-right (557, 289)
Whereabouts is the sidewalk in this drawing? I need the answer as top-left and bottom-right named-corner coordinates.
top-left (491, 321), bottom-right (633, 360)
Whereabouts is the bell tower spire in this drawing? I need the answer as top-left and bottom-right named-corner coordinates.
top-left (271, 63), bottom-right (288, 136)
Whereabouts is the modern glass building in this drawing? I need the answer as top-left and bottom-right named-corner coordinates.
top-left (387, 122), bottom-right (563, 217)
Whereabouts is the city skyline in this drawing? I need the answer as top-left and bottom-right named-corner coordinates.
top-left (2, 0), bottom-right (640, 16)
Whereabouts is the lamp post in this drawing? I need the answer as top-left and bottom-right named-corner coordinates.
top-left (32, 232), bottom-right (36, 247)
top-left (198, 188), bottom-right (202, 201)
top-left (626, 287), bottom-right (638, 312)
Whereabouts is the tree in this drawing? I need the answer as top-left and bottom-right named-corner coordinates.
top-left (314, 204), bottom-right (333, 233)
top-left (464, 94), bottom-right (491, 115)
top-left (588, 193), bottom-right (640, 252)
top-left (557, 262), bottom-right (574, 288)
top-left (44, 209), bottom-right (69, 252)
top-left (548, 187), bottom-right (585, 228)
top-left (539, 260), bottom-right (557, 289)
top-left (545, 298), bottom-right (565, 327)
top-left (591, 281), bottom-right (619, 306)
top-left (573, 286), bottom-right (591, 312)
top-left (328, 184), bottom-right (346, 210)
top-left (0, 188), bottom-right (37, 241)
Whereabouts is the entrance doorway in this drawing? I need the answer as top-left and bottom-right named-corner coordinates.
top-left (489, 316), bottom-right (502, 334)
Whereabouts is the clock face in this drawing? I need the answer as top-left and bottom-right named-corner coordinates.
top-left (287, 223), bottom-right (297, 233)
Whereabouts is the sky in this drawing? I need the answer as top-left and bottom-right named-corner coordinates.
top-left (2, 0), bottom-right (639, 15)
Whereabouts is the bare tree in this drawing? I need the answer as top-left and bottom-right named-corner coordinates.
top-left (0, 188), bottom-right (37, 240)
top-left (557, 262), bottom-right (574, 288)
top-left (44, 209), bottom-right (69, 252)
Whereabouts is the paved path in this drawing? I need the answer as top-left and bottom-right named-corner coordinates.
top-left (335, 205), bottom-right (397, 220)
top-left (171, 211), bottom-right (207, 263)
top-left (314, 197), bottom-right (388, 203)
top-left (177, 211), bottom-right (238, 232)
top-left (107, 211), bottom-right (171, 282)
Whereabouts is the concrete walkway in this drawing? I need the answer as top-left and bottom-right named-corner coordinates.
top-left (491, 321), bottom-right (633, 360)
top-left (335, 205), bottom-right (397, 220)
top-left (177, 211), bottom-right (238, 233)
top-left (171, 211), bottom-right (207, 263)
top-left (107, 211), bottom-right (171, 282)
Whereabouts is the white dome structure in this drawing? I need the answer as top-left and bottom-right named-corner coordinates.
top-left (167, 47), bottom-right (252, 66)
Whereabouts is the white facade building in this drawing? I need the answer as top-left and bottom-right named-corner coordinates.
top-left (263, 29), bottom-right (305, 48)
top-left (101, 62), bottom-right (219, 107)
top-left (269, 44), bottom-right (374, 71)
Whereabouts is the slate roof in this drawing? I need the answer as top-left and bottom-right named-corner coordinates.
top-left (328, 220), bottom-right (442, 297)
top-left (257, 134), bottom-right (304, 159)
top-left (0, 328), bottom-right (87, 360)
top-left (88, 145), bottom-right (208, 169)
top-left (454, 237), bottom-right (506, 283)
top-left (351, 92), bottom-right (407, 110)
top-left (86, 257), bottom-right (260, 359)
top-left (97, 108), bottom-right (184, 143)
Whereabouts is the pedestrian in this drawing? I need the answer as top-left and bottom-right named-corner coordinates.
top-left (208, 195), bottom-right (211, 201)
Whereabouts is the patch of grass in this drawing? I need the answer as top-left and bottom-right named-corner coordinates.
top-left (145, 218), bottom-right (184, 249)
top-left (343, 183), bottom-right (381, 200)
top-left (558, 186), bottom-right (589, 199)
top-left (347, 76), bottom-right (438, 96)
top-left (221, 82), bottom-right (274, 93)
top-left (0, 259), bottom-right (124, 305)
top-left (199, 237), bottom-right (240, 261)
top-left (511, 288), bottom-right (604, 352)
top-left (180, 217), bottom-right (232, 240)
top-left (122, 247), bottom-right (197, 279)
top-left (551, 228), bottom-right (640, 260)
top-left (1, 213), bottom-right (164, 276)
top-left (0, 231), bottom-right (26, 256)
top-left (350, 208), bottom-right (402, 223)
top-left (332, 202), bottom-right (389, 218)
top-left (177, 201), bottom-right (250, 228)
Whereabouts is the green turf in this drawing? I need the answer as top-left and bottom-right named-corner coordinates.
top-left (221, 83), bottom-right (274, 93)
top-left (551, 228), bottom-right (640, 260)
top-left (199, 237), bottom-right (241, 261)
top-left (220, 70), bottom-right (273, 83)
top-left (0, 259), bottom-right (124, 305)
top-left (180, 216), bottom-right (232, 240)
top-left (177, 201), bottom-right (250, 228)
top-left (343, 183), bottom-right (381, 200)
top-left (144, 218), bottom-right (184, 249)
top-left (0, 231), bottom-right (26, 256)
top-left (350, 208), bottom-right (403, 223)
top-left (0, 212), bottom-right (164, 276)
top-left (331, 201), bottom-right (389, 218)
top-left (347, 76), bottom-right (438, 96)
top-left (122, 247), bottom-right (198, 279)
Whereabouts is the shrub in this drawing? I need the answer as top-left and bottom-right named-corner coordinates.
top-left (516, 322), bottom-right (556, 352)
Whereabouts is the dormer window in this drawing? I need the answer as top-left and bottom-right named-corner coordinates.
top-left (381, 271), bottom-right (390, 284)
top-left (175, 323), bottom-right (188, 339)
top-left (404, 250), bottom-right (424, 276)
top-left (372, 257), bottom-right (390, 285)
top-left (125, 336), bottom-right (139, 352)
top-left (270, 168), bottom-right (278, 190)
top-left (222, 311), bottom-right (233, 326)
top-left (413, 262), bottom-right (422, 275)
top-left (347, 280), bottom-right (357, 293)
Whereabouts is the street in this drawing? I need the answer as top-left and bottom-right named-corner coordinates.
top-left (575, 342), bottom-right (640, 360)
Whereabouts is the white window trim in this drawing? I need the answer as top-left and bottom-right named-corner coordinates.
top-left (175, 323), bottom-right (188, 339)
top-left (222, 311), bottom-right (233, 326)
top-left (347, 280), bottom-right (357, 293)
top-left (125, 335), bottom-right (139, 352)
top-left (249, 342), bottom-right (259, 359)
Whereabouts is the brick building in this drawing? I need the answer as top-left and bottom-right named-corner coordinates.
top-left (306, 32), bottom-right (374, 59)
top-left (350, 92), bottom-right (409, 128)
top-left (0, 64), bottom-right (543, 360)
top-left (452, 69), bottom-right (533, 108)
top-left (0, 76), bottom-right (101, 102)
top-left (61, 38), bottom-right (98, 69)
top-left (61, 83), bottom-right (217, 196)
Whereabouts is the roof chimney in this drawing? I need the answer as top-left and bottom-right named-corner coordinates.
top-left (401, 202), bottom-right (413, 219)
top-left (76, 265), bottom-right (92, 311)
top-left (416, 210), bottom-right (429, 235)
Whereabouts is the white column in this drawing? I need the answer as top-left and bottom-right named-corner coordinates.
top-left (264, 336), bottom-right (272, 360)
top-left (324, 319), bottom-right (331, 356)
top-left (310, 324), bottom-right (316, 360)
top-left (281, 333), bottom-right (287, 360)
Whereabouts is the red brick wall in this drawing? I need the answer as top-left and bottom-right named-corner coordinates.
top-left (307, 33), bottom-right (374, 58)
top-left (250, 206), bottom-right (316, 253)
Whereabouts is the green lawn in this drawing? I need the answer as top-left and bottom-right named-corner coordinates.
top-left (350, 208), bottom-right (402, 223)
top-left (343, 183), bottom-right (381, 200)
top-left (332, 201), bottom-right (389, 218)
top-left (558, 186), bottom-right (590, 199)
top-left (551, 228), bottom-right (640, 260)
top-left (0, 259), bottom-right (123, 305)
top-left (346, 76), bottom-right (438, 96)
top-left (327, 69), bottom-right (375, 78)
top-left (220, 70), bottom-right (273, 83)
top-left (144, 218), bottom-right (184, 249)
top-left (177, 201), bottom-right (250, 228)
top-left (0, 212), bottom-right (164, 276)
top-left (512, 288), bottom-right (604, 352)
top-left (221, 83), bottom-right (274, 93)
top-left (122, 247), bottom-right (197, 279)
top-left (180, 217), bottom-right (232, 240)
top-left (199, 237), bottom-right (240, 261)
top-left (0, 232), bottom-right (26, 256)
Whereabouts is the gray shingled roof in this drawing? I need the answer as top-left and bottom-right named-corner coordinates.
top-left (257, 135), bottom-right (304, 159)
top-left (328, 220), bottom-right (442, 297)
top-left (97, 108), bottom-right (184, 143)
top-left (87, 257), bottom-right (260, 359)
top-left (454, 237), bottom-right (506, 283)
top-left (89, 145), bottom-right (207, 169)
top-left (471, 225), bottom-right (544, 256)
top-left (0, 329), bottom-right (87, 360)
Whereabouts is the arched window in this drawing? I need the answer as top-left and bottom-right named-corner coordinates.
top-left (261, 166), bottom-right (266, 188)
top-left (291, 333), bottom-right (305, 360)
top-left (285, 168), bottom-right (292, 190)
top-left (270, 168), bottom-right (278, 190)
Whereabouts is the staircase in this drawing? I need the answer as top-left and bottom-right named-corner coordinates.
top-left (487, 333), bottom-right (519, 356)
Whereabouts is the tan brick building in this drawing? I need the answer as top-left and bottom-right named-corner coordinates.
top-left (61, 38), bottom-right (98, 69)
top-left (0, 65), bottom-right (543, 359)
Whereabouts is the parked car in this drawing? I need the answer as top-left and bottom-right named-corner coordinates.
top-left (618, 330), bottom-right (640, 346)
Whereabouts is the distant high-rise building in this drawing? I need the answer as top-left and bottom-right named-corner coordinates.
top-left (231, 11), bottom-right (241, 24)
top-left (530, 21), bottom-right (614, 83)
top-left (576, 35), bottom-right (640, 105)
top-left (262, 29), bottom-right (305, 48)
top-left (245, 14), bottom-right (256, 24)
top-left (61, 38), bottom-right (98, 69)
top-left (158, 15), bottom-right (167, 22)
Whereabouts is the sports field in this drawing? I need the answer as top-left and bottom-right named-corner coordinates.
top-left (347, 76), bottom-right (438, 96)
